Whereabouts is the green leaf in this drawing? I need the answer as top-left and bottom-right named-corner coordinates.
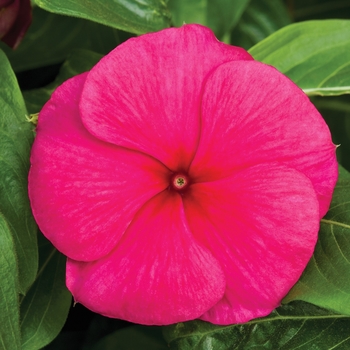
top-left (0, 49), bottom-right (38, 294)
top-left (290, 0), bottom-right (350, 22)
top-left (339, 164), bottom-right (350, 180)
top-left (313, 96), bottom-right (350, 114)
top-left (0, 213), bottom-right (21, 350)
top-left (23, 49), bottom-right (103, 114)
top-left (231, 0), bottom-right (291, 50)
top-left (168, 0), bottom-right (206, 28)
top-left (20, 234), bottom-right (71, 350)
top-left (33, 0), bottom-right (171, 35)
top-left (207, 0), bottom-right (250, 40)
top-left (311, 96), bottom-right (350, 172)
top-left (168, 0), bottom-right (249, 40)
top-left (92, 325), bottom-right (168, 350)
top-left (163, 302), bottom-right (350, 349)
top-left (0, 6), bottom-right (121, 72)
top-left (284, 177), bottom-right (350, 316)
top-left (249, 20), bottom-right (350, 96)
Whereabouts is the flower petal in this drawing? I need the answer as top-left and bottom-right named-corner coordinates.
top-left (66, 191), bottom-right (226, 325)
top-left (190, 61), bottom-right (338, 217)
top-left (80, 24), bottom-right (252, 171)
top-left (183, 164), bottom-right (319, 324)
top-left (29, 73), bottom-right (170, 261)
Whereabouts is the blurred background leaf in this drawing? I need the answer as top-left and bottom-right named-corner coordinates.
top-left (287, 0), bottom-right (350, 21)
top-left (0, 49), bottom-right (38, 294)
top-left (0, 6), bottom-right (122, 73)
top-left (33, 0), bottom-right (171, 35)
top-left (168, 0), bottom-right (207, 28)
top-left (168, 0), bottom-right (250, 41)
top-left (23, 49), bottom-right (103, 114)
top-left (43, 310), bottom-right (131, 350)
top-left (231, 0), bottom-right (291, 49)
top-left (207, 0), bottom-right (250, 40)
top-left (90, 326), bottom-right (167, 350)
top-left (163, 302), bottom-right (350, 350)
top-left (20, 234), bottom-right (71, 350)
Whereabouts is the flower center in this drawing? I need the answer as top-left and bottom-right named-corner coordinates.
top-left (171, 173), bottom-right (190, 191)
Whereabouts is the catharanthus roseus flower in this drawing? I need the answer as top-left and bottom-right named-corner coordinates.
top-left (28, 24), bottom-right (338, 325)
top-left (0, 0), bottom-right (31, 48)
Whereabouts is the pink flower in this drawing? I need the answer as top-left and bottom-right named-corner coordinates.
top-left (0, 0), bottom-right (31, 49)
top-left (28, 24), bottom-right (338, 325)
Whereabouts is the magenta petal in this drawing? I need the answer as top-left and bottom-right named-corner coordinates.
top-left (29, 73), bottom-right (170, 261)
top-left (190, 61), bottom-right (338, 217)
top-left (80, 24), bottom-right (252, 170)
top-left (183, 164), bottom-right (319, 324)
top-left (66, 191), bottom-right (226, 325)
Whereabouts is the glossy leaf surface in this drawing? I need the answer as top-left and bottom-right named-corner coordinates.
top-left (0, 213), bottom-right (20, 350)
top-left (164, 302), bottom-right (350, 349)
top-left (249, 20), bottom-right (350, 96)
top-left (20, 235), bottom-right (71, 350)
top-left (284, 169), bottom-right (350, 315)
top-left (34, 0), bottom-right (171, 35)
top-left (0, 49), bottom-right (38, 294)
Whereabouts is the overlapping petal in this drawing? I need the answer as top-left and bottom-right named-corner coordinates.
top-left (28, 24), bottom-right (339, 326)
top-left (29, 73), bottom-right (170, 261)
top-left (190, 61), bottom-right (338, 217)
top-left (183, 164), bottom-right (319, 324)
top-left (66, 191), bottom-right (226, 325)
top-left (79, 24), bottom-right (253, 171)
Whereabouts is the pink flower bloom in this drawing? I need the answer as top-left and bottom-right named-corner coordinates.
top-left (28, 24), bottom-right (338, 325)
